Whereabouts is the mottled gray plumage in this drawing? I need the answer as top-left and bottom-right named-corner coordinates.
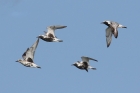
top-left (72, 56), bottom-right (98, 72)
top-left (37, 25), bottom-right (67, 42)
top-left (101, 20), bottom-right (127, 47)
top-left (16, 38), bottom-right (41, 68)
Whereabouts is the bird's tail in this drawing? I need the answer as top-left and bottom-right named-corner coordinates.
top-left (58, 40), bottom-right (63, 42)
top-left (32, 63), bottom-right (41, 69)
top-left (54, 38), bottom-right (63, 42)
top-left (37, 66), bottom-right (41, 69)
top-left (88, 66), bottom-right (96, 70)
top-left (118, 24), bottom-right (127, 28)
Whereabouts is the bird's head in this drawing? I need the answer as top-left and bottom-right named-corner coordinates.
top-left (71, 63), bottom-right (76, 66)
top-left (71, 61), bottom-right (80, 66)
top-left (101, 21), bottom-right (111, 26)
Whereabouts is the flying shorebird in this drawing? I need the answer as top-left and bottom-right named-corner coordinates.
top-left (37, 25), bottom-right (67, 42)
top-left (101, 21), bottom-right (127, 47)
top-left (16, 38), bottom-right (41, 68)
top-left (72, 56), bottom-right (98, 72)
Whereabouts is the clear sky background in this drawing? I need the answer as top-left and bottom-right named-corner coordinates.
top-left (0, 0), bottom-right (140, 93)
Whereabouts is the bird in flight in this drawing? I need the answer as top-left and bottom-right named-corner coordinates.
top-left (101, 21), bottom-right (127, 47)
top-left (72, 56), bottom-right (98, 72)
top-left (16, 38), bottom-right (41, 68)
top-left (37, 25), bottom-right (67, 42)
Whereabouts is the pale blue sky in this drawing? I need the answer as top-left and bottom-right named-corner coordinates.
top-left (0, 0), bottom-right (140, 93)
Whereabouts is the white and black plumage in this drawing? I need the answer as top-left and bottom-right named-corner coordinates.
top-left (101, 21), bottom-right (127, 47)
top-left (37, 25), bottom-right (67, 42)
top-left (72, 56), bottom-right (98, 72)
top-left (16, 38), bottom-right (41, 68)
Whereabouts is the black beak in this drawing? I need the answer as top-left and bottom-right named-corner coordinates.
top-left (15, 60), bottom-right (18, 62)
top-left (101, 22), bottom-right (105, 24)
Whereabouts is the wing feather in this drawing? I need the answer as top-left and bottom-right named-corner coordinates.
top-left (81, 56), bottom-right (98, 62)
top-left (46, 25), bottom-right (67, 38)
top-left (25, 38), bottom-right (39, 60)
top-left (46, 26), bottom-right (56, 38)
top-left (81, 56), bottom-right (89, 62)
top-left (106, 27), bottom-right (113, 47)
top-left (22, 48), bottom-right (29, 59)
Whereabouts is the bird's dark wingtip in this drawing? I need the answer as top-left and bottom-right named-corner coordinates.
top-left (37, 66), bottom-right (41, 69)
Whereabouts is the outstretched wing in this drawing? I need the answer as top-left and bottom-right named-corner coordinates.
top-left (25, 38), bottom-right (39, 60)
top-left (106, 27), bottom-right (113, 47)
top-left (46, 26), bottom-right (56, 38)
top-left (81, 56), bottom-right (89, 62)
top-left (88, 57), bottom-right (98, 62)
top-left (22, 48), bottom-right (29, 59)
top-left (46, 25), bottom-right (67, 38)
top-left (81, 56), bottom-right (98, 62)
